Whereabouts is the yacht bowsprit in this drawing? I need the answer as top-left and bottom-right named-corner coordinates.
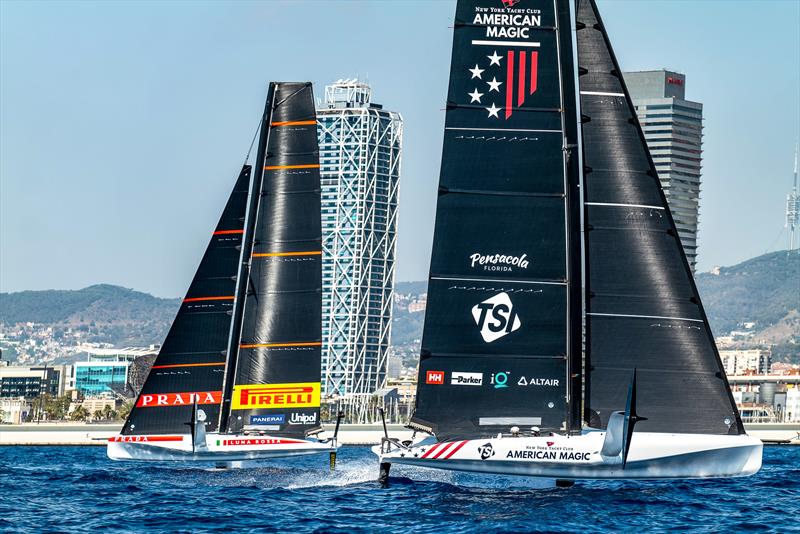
top-left (108, 82), bottom-right (340, 463)
top-left (374, 0), bottom-right (762, 482)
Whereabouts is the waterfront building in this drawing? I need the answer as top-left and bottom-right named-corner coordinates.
top-left (0, 397), bottom-right (32, 424)
top-left (74, 347), bottom-right (157, 396)
top-left (316, 80), bottom-right (403, 398)
top-left (624, 70), bottom-right (703, 271)
top-left (719, 349), bottom-right (771, 376)
top-left (0, 365), bottom-right (66, 398)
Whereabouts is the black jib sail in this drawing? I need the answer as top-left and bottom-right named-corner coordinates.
top-left (576, 0), bottom-right (743, 434)
top-left (122, 166), bottom-right (251, 436)
top-left (222, 82), bottom-right (323, 437)
top-left (410, 0), bottom-right (582, 441)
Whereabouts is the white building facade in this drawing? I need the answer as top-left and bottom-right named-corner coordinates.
top-left (316, 80), bottom-right (403, 398)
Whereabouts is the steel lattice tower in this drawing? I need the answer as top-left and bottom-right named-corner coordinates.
top-left (316, 80), bottom-right (403, 401)
top-left (787, 143), bottom-right (799, 251)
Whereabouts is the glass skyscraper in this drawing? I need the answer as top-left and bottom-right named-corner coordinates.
top-left (625, 70), bottom-right (703, 272)
top-left (316, 80), bottom-right (403, 398)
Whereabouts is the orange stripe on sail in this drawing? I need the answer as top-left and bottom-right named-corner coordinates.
top-left (151, 362), bottom-right (225, 369)
top-left (240, 342), bottom-right (322, 349)
top-left (252, 251), bottom-right (322, 258)
top-left (270, 120), bottom-right (317, 126)
top-left (263, 164), bottom-right (320, 170)
top-left (213, 229), bottom-right (244, 235)
top-left (183, 296), bottom-right (235, 303)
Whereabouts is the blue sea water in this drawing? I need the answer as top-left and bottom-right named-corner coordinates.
top-left (0, 445), bottom-right (797, 533)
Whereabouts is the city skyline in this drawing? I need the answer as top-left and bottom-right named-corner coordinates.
top-left (1, 0), bottom-right (799, 298)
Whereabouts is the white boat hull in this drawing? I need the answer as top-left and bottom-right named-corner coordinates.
top-left (107, 433), bottom-right (337, 462)
top-left (374, 431), bottom-right (762, 480)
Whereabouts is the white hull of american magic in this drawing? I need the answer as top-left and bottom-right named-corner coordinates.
top-left (375, 432), bottom-right (762, 480)
top-left (108, 434), bottom-right (337, 463)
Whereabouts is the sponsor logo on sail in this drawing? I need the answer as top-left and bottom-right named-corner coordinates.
top-left (501, 0), bottom-right (521, 7)
top-left (451, 372), bottom-right (483, 386)
top-left (136, 390), bottom-right (222, 408)
top-left (478, 442), bottom-right (495, 460)
top-left (289, 412), bottom-right (318, 425)
top-left (426, 371), bottom-right (445, 385)
top-left (469, 252), bottom-right (530, 273)
top-left (491, 371), bottom-right (510, 389)
top-left (472, 292), bottom-right (521, 343)
top-left (517, 376), bottom-right (560, 387)
top-left (250, 414), bottom-right (285, 425)
top-left (232, 383), bottom-right (321, 410)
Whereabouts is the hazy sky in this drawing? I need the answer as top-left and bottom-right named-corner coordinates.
top-left (2, 0), bottom-right (798, 297)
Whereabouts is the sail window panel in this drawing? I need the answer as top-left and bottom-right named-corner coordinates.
top-left (240, 291), bottom-right (320, 347)
top-left (158, 311), bottom-right (233, 355)
top-left (439, 131), bottom-right (564, 195)
top-left (261, 167), bottom-right (321, 195)
top-left (581, 121), bottom-right (650, 173)
top-left (233, 348), bottom-right (321, 386)
top-left (250, 256), bottom-right (321, 293)
top-left (588, 228), bottom-right (697, 306)
top-left (583, 170), bottom-right (663, 207)
top-left (421, 279), bottom-right (566, 358)
top-left (186, 246), bottom-right (242, 283)
top-left (590, 366), bottom-right (738, 435)
top-left (254, 192), bottom-right (321, 251)
top-left (429, 194), bottom-right (566, 281)
top-left (589, 315), bottom-right (717, 374)
top-left (140, 366), bottom-right (226, 395)
top-left (270, 83), bottom-right (316, 123)
top-left (413, 355), bottom-right (567, 441)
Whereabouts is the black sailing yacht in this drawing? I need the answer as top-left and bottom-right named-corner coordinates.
top-left (108, 82), bottom-right (340, 462)
top-left (375, 0), bottom-right (762, 480)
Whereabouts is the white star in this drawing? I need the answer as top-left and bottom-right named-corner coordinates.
top-left (486, 103), bottom-right (501, 118)
top-left (487, 77), bottom-right (502, 92)
top-left (487, 51), bottom-right (502, 66)
top-left (468, 88), bottom-right (484, 103)
top-left (469, 64), bottom-right (484, 79)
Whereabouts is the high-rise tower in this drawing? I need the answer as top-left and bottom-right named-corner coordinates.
top-left (316, 80), bottom-right (403, 399)
top-left (787, 144), bottom-right (799, 251)
top-left (625, 70), bottom-right (703, 271)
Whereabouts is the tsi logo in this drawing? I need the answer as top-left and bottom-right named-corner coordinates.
top-left (451, 372), bottom-right (483, 386)
top-left (478, 443), bottom-right (495, 460)
top-left (491, 371), bottom-right (510, 389)
top-left (288, 412), bottom-right (317, 425)
top-left (471, 292), bottom-right (522, 343)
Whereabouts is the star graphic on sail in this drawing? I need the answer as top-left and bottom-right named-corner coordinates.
top-left (487, 77), bottom-right (502, 93)
top-left (469, 64), bottom-right (484, 79)
top-left (468, 89), bottom-right (484, 103)
top-left (465, 47), bottom-right (540, 120)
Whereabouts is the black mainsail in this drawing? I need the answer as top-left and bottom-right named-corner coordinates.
top-left (122, 166), bottom-right (251, 436)
top-left (222, 82), bottom-right (322, 437)
top-left (576, 0), bottom-right (743, 435)
top-left (410, 0), bottom-right (582, 441)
